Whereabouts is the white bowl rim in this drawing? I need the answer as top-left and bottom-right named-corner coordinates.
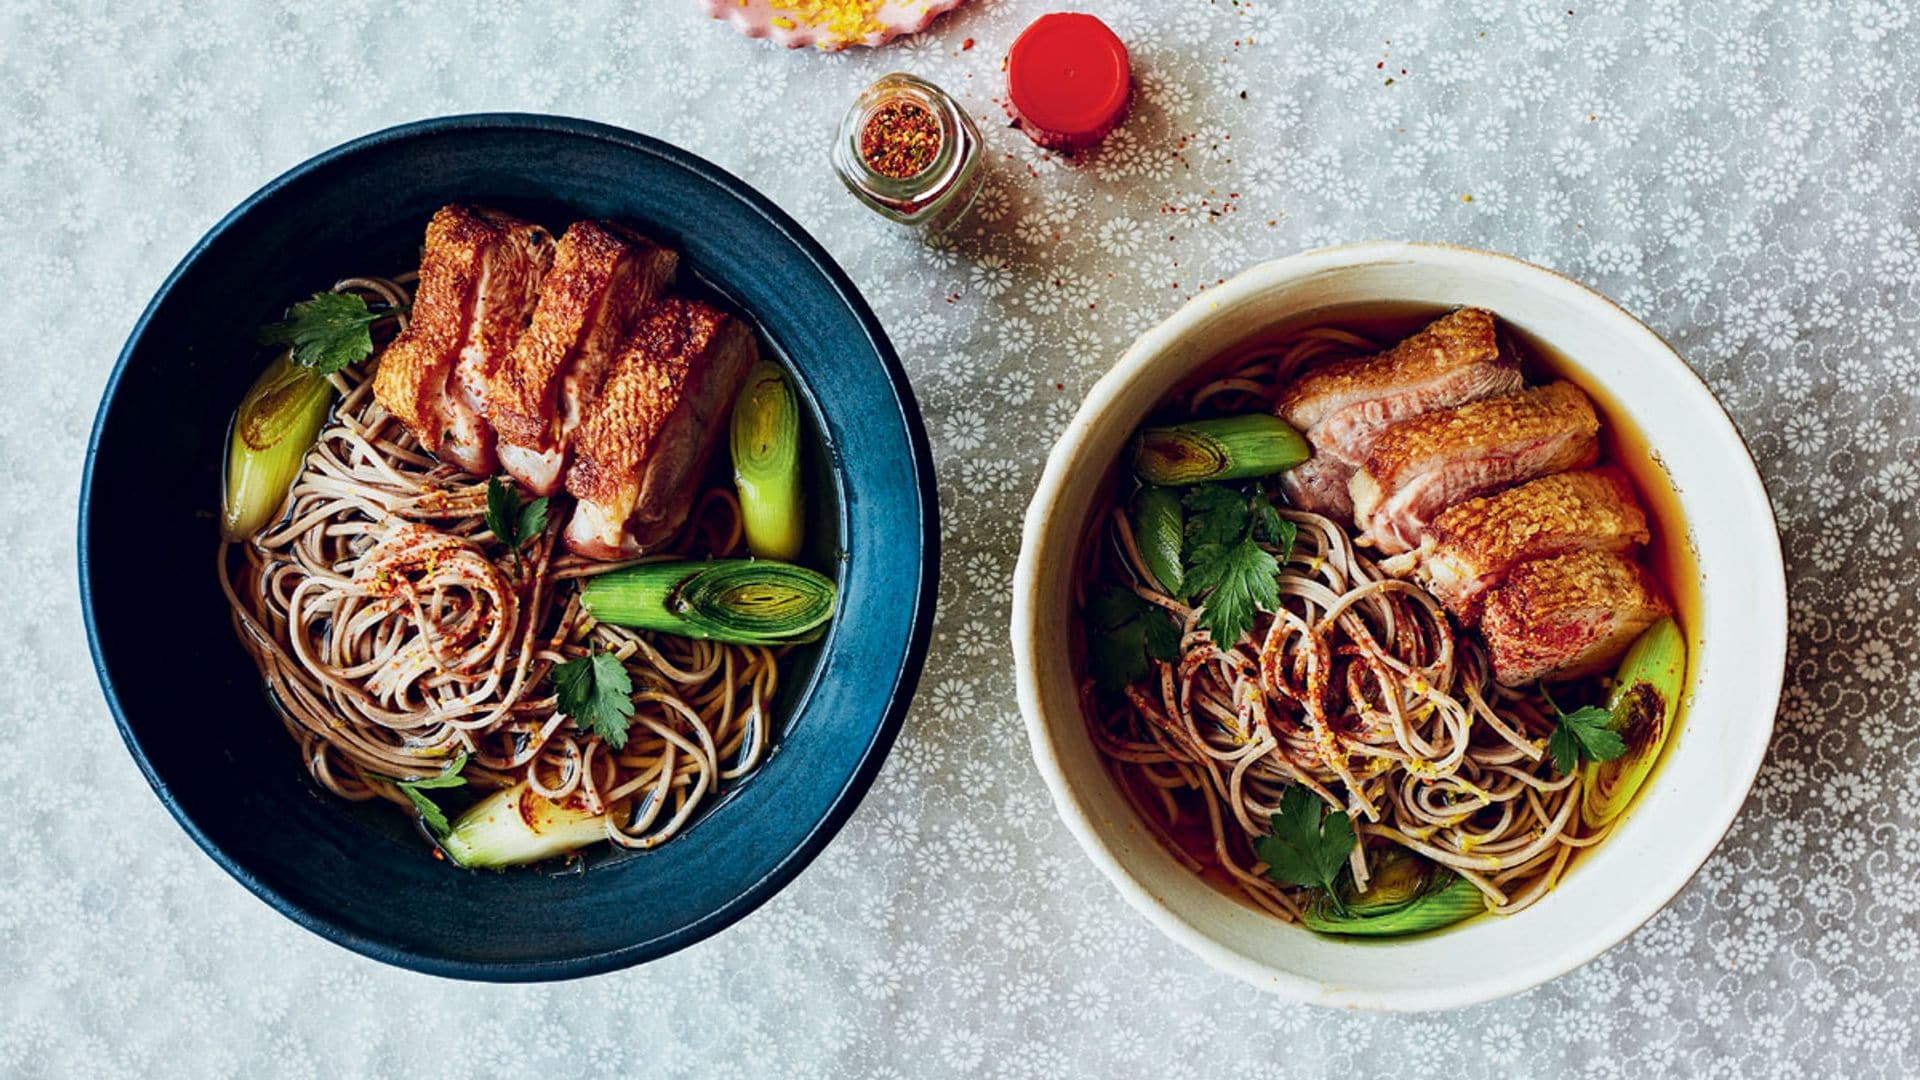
top-left (1010, 240), bottom-right (1788, 1011)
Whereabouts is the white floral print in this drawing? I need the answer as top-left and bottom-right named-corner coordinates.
top-left (7, 1), bottom-right (1920, 1077)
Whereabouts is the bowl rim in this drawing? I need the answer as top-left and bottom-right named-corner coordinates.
top-left (78, 112), bottom-right (940, 981)
top-left (1011, 240), bottom-right (1788, 1010)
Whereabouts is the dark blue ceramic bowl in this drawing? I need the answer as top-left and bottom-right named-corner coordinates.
top-left (80, 115), bottom-right (937, 980)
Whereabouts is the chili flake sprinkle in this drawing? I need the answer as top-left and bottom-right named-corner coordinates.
top-left (860, 101), bottom-right (942, 180)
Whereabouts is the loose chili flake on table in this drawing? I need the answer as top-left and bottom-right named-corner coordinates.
top-left (860, 101), bottom-right (943, 180)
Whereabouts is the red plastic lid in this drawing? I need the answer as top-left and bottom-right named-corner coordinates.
top-left (1006, 13), bottom-right (1131, 151)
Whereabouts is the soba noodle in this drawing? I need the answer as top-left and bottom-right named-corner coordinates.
top-left (1083, 326), bottom-right (1610, 921)
top-left (220, 275), bottom-right (779, 853)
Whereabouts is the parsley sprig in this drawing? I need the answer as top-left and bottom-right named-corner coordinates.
top-left (1082, 481), bottom-right (1299, 697)
top-left (485, 477), bottom-right (549, 570)
top-left (1543, 685), bottom-right (1627, 774)
top-left (1086, 587), bottom-right (1181, 696)
top-left (1180, 483), bottom-right (1297, 646)
top-left (396, 752), bottom-right (468, 839)
top-left (554, 650), bottom-right (636, 749)
top-left (257, 290), bottom-right (392, 375)
top-left (1253, 786), bottom-right (1357, 914)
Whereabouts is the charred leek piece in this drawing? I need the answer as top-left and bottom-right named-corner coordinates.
top-left (731, 361), bottom-right (805, 561)
top-left (1302, 849), bottom-right (1484, 937)
top-left (221, 355), bottom-right (334, 540)
top-left (580, 559), bottom-right (836, 645)
top-left (1132, 486), bottom-right (1186, 597)
top-left (1131, 415), bottom-right (1309, 486)
top-left (440, 782), bottom-right (609, 869)
top-left (1582, 617), bottom-right (1687, 828)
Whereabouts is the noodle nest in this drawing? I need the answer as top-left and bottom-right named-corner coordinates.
top-left (221, 276), bottom-right (780, 853)
top-left (1086, 325), bottom-right (1608, 921)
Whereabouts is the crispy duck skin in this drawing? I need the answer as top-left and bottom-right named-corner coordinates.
top-left (485, 221), bottom-right (678, 496)
top-left (1418, 468), bottom-right (1651, 623)
top-left (1479, 549), bottom-right (1670, 685)
top-left (1277, 308), bottom-right (1516, 448)
top-left (1275, 308), bottom-right (1520, 516)
top-left (564, 298), bottom-right (758, 560)
top-left (372, 206), bottom-right (554, 473)
top-left (1349, 381), bottom-right (1600, 555)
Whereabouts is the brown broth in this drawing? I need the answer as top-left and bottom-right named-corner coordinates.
top-left (1087, 301), bottom-right (1701, 904)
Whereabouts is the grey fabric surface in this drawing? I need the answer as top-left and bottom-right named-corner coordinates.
top-left (5, 0), bottom-right (1915, 1075)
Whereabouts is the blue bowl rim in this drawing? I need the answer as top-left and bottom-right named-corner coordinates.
top-left (78, 112), bottom-right (940, 981)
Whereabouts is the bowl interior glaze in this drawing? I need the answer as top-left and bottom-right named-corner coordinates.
top-left (1013, 242), bottom-right (1786, 1011)
top-left (82, 115), bottom-right (937, 980)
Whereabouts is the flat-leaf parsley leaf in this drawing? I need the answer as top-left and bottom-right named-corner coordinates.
top-left (1086, 586), bottom-right (1180, 695)
top-left (257, 290), bottom-right (391, 375)
top-left (1253, 786), bottom-right (1357, 914)
top-left (485, 477), bottom-right (549, 566)
top-left (1181, 483), bottom-right (1251, 549)
top-left (396, 752), bottom-right (468, 839)
top-left (554, 651), bottom-right (636, 749)
top-left (1184, 539), bottom-right (1278, 647)
top-left (1249, 490), bottom-right (1295, 557)
top-left (1178, 483), bottom-right (1290, 646)
top-left (1544, 686), bottom-right (1627, 774)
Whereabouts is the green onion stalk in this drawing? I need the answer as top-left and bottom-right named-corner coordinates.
top-left (730, 361), bottom-right (805, 562)
top-left (1131, 414), bottom-right (1309, 486)
top-left (1582, 616), bottom-right (1687, 828)
top-left (580, 559), bottom-right (836, 645)
top-left (1301, 849), bottom-right (1485, 937)
top-left (1131, 485), bottom-right (1186, 597)
top-left (222, 355), bottom-right (334, 540)
top-left (440, 782), bottom-right (609, 869)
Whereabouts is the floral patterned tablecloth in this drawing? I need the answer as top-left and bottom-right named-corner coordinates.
top-left (5, 0), bottom-right (1916, 1076)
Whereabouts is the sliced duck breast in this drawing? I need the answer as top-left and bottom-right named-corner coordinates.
top-left (1479, 549), bottom-right (1670, 685)
top-left (484, 221), bottom-right (678, 496)
top-left (564, 298), bottom-right (758, 560)
top-left (1275, 308), bottom-right (1520, 516)
top-left (1280, 455), bottom-right (1359, 522)
top-left (1349, 381), bottom-right (1600, 555)
top-left (1418, 468), bottom-right (1650, 623)
top-left (371, 206), bottom-right (554, 473)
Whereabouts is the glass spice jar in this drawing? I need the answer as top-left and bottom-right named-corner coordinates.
top-left (832, 72), bottom-right (983, 231)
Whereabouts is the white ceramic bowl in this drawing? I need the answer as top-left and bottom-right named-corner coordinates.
top-left (1012, 242), bottom-right (1787, 1011)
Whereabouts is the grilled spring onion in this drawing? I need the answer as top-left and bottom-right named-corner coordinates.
top-left (440, 781), bottom-right (609, 869)
top-left (221, 355), bottom-right (334, 540)
top-left (1582, 616), bottom-right (1687, 828)
top-left (730, 360), bottom-right (806, 561)
top-left (1131, 485), bottom-right (1185, 597)
top-left (1131, 414), bottom-right (1309, 486)
top-left (580, 559), bottom-right (836, 645)
top-left (1301, 849), bottom-right (1484, 937)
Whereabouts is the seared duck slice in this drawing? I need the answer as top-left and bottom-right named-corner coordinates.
top-left (1275, 308), bottom-right (1520, 516)
top-left (1280, 456), bottom-right (1358, 522)
top-left (564, 298), bottom-right (758, 560)
top-left (1349, 381), bottom-right (1600, 555)
top-left (1417, 469), bottom-right (1650, 623)
top-left (1479, 549), bottom-right (1670, 685)
top-left (372, 206), bottom-right (554, 473)
top-left (1278, 307), bottom-right (1516, 454)
top-left (485, 221), bottom-right (678, 496)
